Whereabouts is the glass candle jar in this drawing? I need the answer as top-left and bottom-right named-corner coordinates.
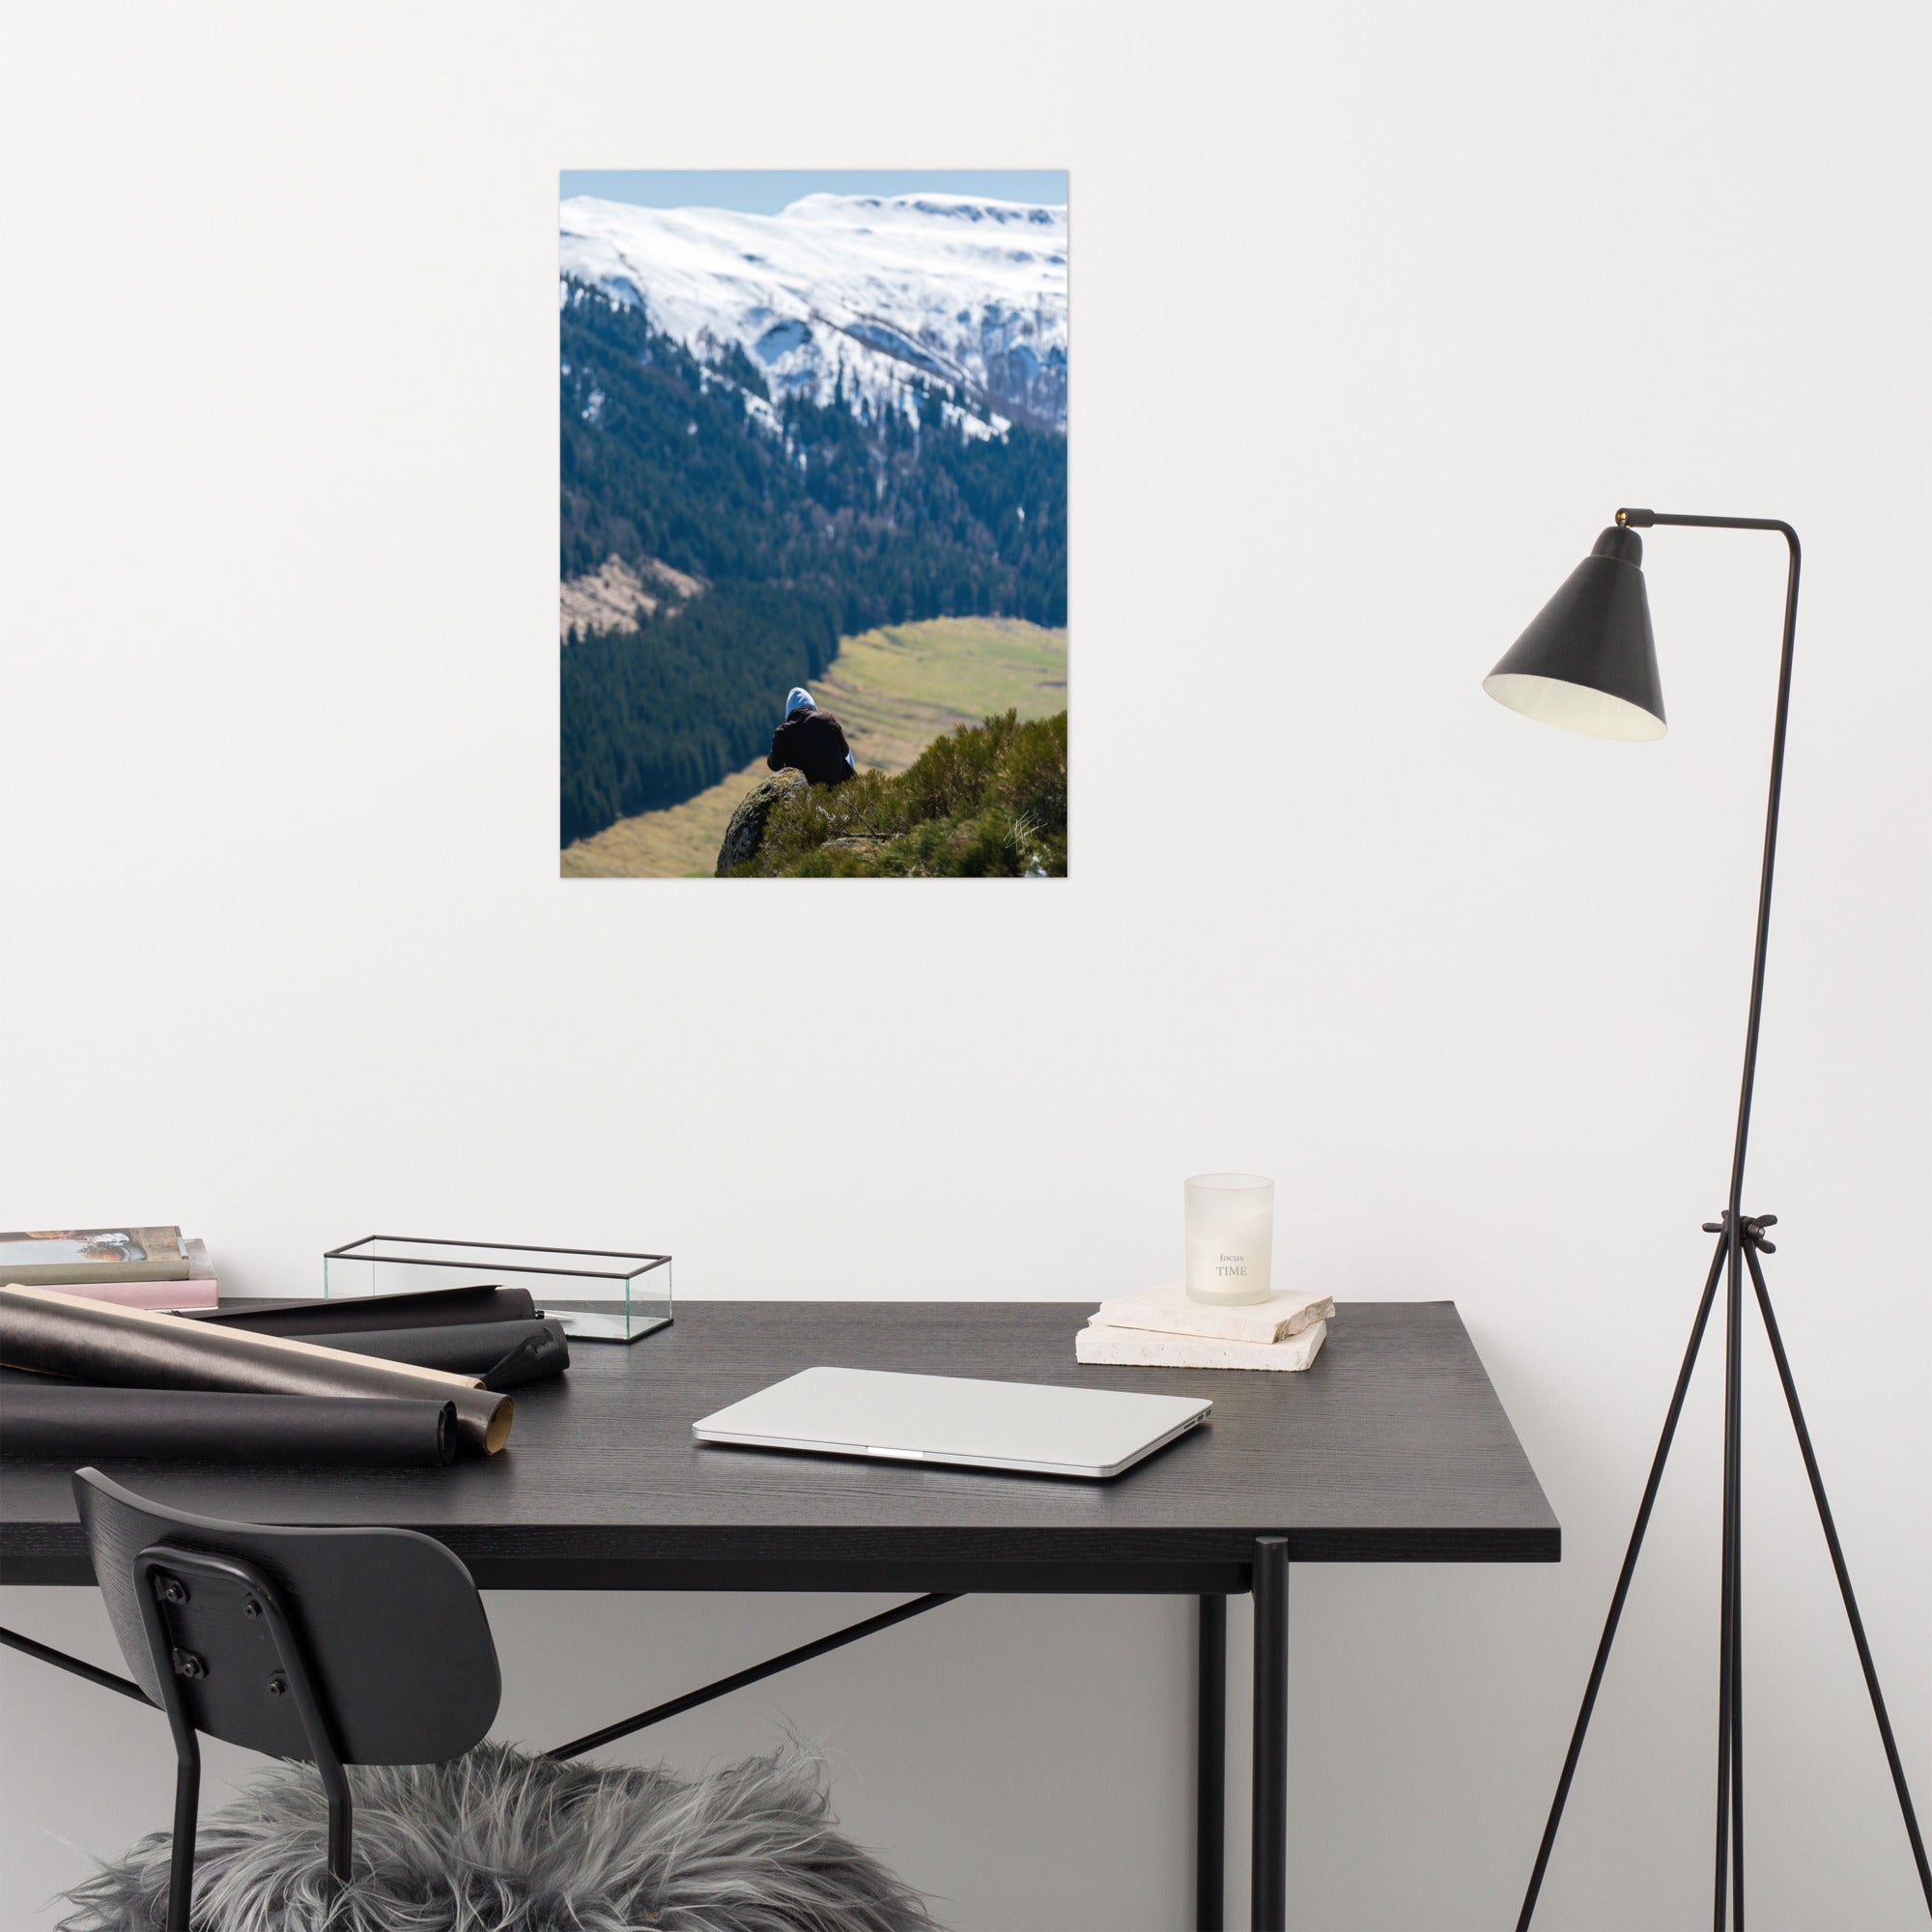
top-left (1184, 1173), bottom-right (1275, 1305)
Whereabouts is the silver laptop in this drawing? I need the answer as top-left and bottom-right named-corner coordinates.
top-left (692, 1366), bottom-right (1211, 1480)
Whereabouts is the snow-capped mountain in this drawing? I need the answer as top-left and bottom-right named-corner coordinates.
top-left (558, 192), bottom-right (1066, 433)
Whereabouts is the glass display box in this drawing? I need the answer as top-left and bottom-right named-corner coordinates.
top-left (323, 1237), bottom-right (671, 1343)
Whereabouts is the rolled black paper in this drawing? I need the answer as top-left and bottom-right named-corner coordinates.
top-left (0, 1385), bottom-right (456, 1466)
top-left (0, 1286), bottom-right (513, 1456)
top-left (186, 1284), bottom-right (538, 1335)
top-left (307, 1318), bottom-right (568, 1385)
top-left (480, 1335), bottom-right (551, 1392)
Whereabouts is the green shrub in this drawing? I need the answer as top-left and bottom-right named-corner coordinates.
top-left (729, 710), bottom-right (1067, 877)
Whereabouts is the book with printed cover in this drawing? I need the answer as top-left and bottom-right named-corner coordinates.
top-left (0, 1227), bottom-right (190, 1286)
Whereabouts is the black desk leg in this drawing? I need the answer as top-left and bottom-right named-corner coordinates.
top-left (1197, 1594), bottom-right (1227, 1931)
top-left (1252, 1537), bottom-right (1290, 1932)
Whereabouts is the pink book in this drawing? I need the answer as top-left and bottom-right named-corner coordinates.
top-left (34, 1277), bottom-right (219, 1312)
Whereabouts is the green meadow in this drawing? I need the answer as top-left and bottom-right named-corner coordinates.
top-left (562, 616), bottom-right (1067, 878)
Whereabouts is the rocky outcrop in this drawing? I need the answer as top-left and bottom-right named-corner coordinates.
top-left (715, 769), bottom-right (807, 876)
top-left (559, 555), bottom-right (706, 641)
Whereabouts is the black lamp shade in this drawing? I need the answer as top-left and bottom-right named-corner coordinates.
top-left (1484, 526), bottom-right (1666, 741)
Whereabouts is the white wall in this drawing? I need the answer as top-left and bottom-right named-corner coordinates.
top-left (2, 3), bottom-right (1927, 1925)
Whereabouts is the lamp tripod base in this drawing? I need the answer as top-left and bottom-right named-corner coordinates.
top-left (1518, 1213), bottom-right (1931, 1929)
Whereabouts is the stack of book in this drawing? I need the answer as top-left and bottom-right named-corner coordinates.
top-left (1075, 1279), bottom-right (1333, 1371)
top-left (0, 1227), bottom-right (216, 1311)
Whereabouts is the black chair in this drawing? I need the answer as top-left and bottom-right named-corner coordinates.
top-left (73, 1466), bottom-right (501, 1932)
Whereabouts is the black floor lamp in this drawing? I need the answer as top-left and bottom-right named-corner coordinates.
top-left (1484, 510), bottom-right (1931, 1930)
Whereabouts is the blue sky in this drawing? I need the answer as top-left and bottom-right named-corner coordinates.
top-left (559, 170), bottom-right (1067, 215)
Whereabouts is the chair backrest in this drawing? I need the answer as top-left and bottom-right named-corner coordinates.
top-left (74, 1468), bottom-right (500, 1766)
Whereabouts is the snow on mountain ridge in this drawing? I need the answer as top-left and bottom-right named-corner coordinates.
top-left (558, 192), bottom-right (1066, 432)
top-left (777, 190), bottom-right (1065, 231)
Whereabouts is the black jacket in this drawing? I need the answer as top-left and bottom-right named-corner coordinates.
top-left (767, 708), bottom-right (854, 785)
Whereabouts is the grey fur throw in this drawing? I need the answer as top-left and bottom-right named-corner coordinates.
top-left (58, 1741), bottom-right (937, 1932)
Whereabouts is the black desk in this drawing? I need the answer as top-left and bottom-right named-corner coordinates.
top-left (0, 1300), bottom-right (1558, 1929)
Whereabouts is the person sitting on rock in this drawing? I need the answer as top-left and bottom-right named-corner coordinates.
top-left (767, 685), bottom-right (855, 786)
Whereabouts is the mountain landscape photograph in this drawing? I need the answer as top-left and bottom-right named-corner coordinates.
top-left (558, 169), bottom-right (1069, 878)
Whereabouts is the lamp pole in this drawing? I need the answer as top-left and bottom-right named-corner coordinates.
top-left (1633, 510), bottom-right (1798, 1928)
top-left (1616, 511), bottom-right (1802, 1228)
top-left (1511, 513), bottom-right (1930, 1930)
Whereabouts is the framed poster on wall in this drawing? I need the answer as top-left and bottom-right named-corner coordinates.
top-left (557, 169), bottom-right (1068, 879)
